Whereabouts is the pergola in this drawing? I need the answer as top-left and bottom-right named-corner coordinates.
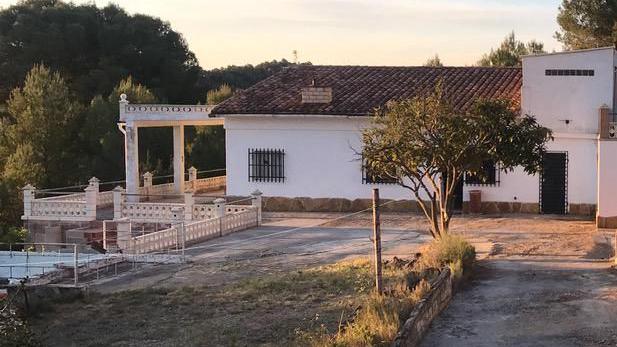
top-left (117, 94), bottom-right (224, 198)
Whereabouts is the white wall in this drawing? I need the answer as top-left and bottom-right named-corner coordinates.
top-left (598, 140), bottom-right (617, 216)
top-left (522, 48), bottom-right (615, 134)
top-left (225, 116), bottom-right (414, 200)
top-left (462, 134), bottom-right (597, 206)
top-left (226, 117), bottom-right (599, 206)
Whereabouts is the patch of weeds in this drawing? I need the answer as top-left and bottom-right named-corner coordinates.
top-left (419, 234), bottom-right (476, 272)
top-left (0, 298), bottom-right (39, 347)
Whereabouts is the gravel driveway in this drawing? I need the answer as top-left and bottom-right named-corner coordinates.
top-left (422, 218), bottom-right (617, 347)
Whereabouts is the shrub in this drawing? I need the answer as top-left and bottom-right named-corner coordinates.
top-left (329, 279), bottom-right (431, 347)
top-left (0, 227), bottom-right (28, 250)
top-left (419, 234), bottom-right (476, 272)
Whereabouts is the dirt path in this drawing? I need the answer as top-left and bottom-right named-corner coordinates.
top-left (422, 217), bottom-right (617, 347)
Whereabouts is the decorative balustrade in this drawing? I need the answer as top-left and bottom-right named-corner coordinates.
top-left (21, 171), bottom-right (230, 223)
top-left (30, 200), bottom-right (89, 220)
top-left (123, 104), bottom-right (213, 114)
top-left (192, 204), bottom-right (216, 220)
top-left (121, 202), bottom-right (186, 223)
top-left (124, 207), bottom-right (258, 254)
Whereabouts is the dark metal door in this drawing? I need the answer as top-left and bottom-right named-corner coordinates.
top-left (540, 152), bottom-right (567, 214)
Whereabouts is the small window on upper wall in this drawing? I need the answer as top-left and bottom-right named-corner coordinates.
top-left (362, 160), bottom-right (398, 185)
top-left (248, 148), bottom-right (285, 183)
top-left (545, 69), bottom-right (594, 76)
top-left (465, 161), bottom-right (500, 186)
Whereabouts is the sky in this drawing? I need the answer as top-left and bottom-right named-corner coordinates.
top-left (0, 0), bottom-right (563, 69)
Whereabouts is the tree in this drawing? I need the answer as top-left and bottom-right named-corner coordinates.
top-left (198, 59), bottom-right (305, 97)
top-left (555, 0), bottom-right (617, 49)
top-left (78, 77), bottom-right (158, 181)
top-left (0, 0), bottom-right (200, 104)
top-left (206, 84), bottom-right (233, 104)
top-left (362, 86), bottom-right (552, 238)
top-left (1, 65), bottom-right (82, 188)
top-left (424, 54), bottom-right (444, 67)
top-left (0, 65), bottom-right (81, 233)
top-left (478, 32), bottom-right (546, 67)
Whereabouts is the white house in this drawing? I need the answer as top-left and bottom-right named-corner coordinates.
top-left (208, 47), bottom-right (617, 226)
top-left (22, 45), bottom-right (610, 238)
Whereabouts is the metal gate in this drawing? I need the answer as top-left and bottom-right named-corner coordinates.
top-left (540, 152), bottom-right (568, 214)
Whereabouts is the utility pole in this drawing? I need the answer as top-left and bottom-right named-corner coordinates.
top-left (372, 188), bottom-right (383, 294)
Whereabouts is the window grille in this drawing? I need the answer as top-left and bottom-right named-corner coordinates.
top-left (248, 148), bottom-right (285, 182)
top-left (362, 160), bottom-right (398, 185)
top-left (465, 161), bottom-right (500, 186)
top-left (545, 69), bottom-right (594, 76)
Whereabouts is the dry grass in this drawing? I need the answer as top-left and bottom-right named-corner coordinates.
top-left (29, 258), bottom-right (423, 347)
top-left (29, 236), bottom-right (476, 347)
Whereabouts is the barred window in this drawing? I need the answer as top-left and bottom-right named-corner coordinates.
top-left (465, 161), bottom-right (499, 186)
top-left (248, 148), bottom-right (285, 182)
top-left (362, 160), bottom-right (397, 185)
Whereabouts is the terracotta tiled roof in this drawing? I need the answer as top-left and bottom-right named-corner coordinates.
top-left (211, 65), bottom-right (522, 116)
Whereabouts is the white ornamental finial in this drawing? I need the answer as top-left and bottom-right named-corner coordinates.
top-left (119, 93), bottom-right (128, 103)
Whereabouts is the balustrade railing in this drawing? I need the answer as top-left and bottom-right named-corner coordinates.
top-left (30, 200), bottom-right (89, 220)
top-left (124, 207), bottom-right (258, 254)
top-left (121, 202), bottom-right (186, 223)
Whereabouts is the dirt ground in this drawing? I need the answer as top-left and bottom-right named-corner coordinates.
top-left (27, 212), bottom-right (617, 346)
top-left (421, 215), bottom-right (617, 347)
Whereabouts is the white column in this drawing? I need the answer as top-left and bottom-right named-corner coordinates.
top-left (173, 125), bottom-right (185, 194)
top-left (124, 122), bottom-right (139, 201)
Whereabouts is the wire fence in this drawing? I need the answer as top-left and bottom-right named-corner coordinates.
top-left (34, 168), bottom-right (227, 195)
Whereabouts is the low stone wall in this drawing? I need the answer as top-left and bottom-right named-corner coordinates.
top-left (263, 196), bottom-right (421, 213)
top-left (262, 196), bottom-right (595, 216)
top-left (392, 267), bottom-right (452, 347)
top-left (463, 201), bottom-right (595, 216)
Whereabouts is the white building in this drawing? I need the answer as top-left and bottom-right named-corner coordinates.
top-left (208, 47), bottom-right (617, 226)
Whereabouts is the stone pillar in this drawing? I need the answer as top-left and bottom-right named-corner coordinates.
top-left (22, 184), bottom-right (35, 220)
top-left (84, 180), bottom-right (98, 220)
top-left (112, 186), bottom-right (125, 220)
top-left (143, 172), bottom-right (153, 201)
top-left (124, 122), bottom-right (139, 202)
top-left (188, 166), bottom-right (197, 190)
top-left (184, 191), bottom-right (194, 221)
top-left (251, 189), bottom-right (263, 225)
top-left (173, 125), bottom-right (185, 194)
top-left (213, 198), bottom-right (226, 218)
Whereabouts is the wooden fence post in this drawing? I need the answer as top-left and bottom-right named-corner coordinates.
top-left (372, 188), bottom-right (383, 294)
